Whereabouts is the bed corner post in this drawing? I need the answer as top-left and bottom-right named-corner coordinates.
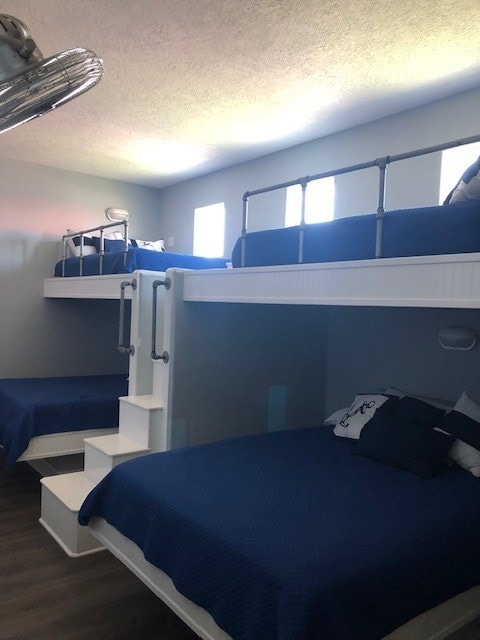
top-left (298, 178), bottom-right (308, 263)
top-left (241, 192), bottom-right (250, 267)
top-left (374, 156), bottom-right (390, 258)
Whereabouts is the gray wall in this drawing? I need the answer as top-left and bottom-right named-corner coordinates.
top-left (0, 160), bottom-right (162, 378)
top-left (169, 303), bottom-right (329, 448)
top-left (325, 306), bottom-right (480, 415)
top-left (155, 86), bottom-right (480, 256)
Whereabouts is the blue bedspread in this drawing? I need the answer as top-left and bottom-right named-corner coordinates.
top-left (54, 248), bottom-right (228, 277)
top-left (0, 374), bottom-right (128, 467)
top-left (79, 427), bottom-right (480, 640)
top-left (232, 200), bottom-right (480, 267)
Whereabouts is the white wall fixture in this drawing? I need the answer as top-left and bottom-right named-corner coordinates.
top-left (105, 208), bottom-right (130, 222)
top-left (438, 327), bottom-right (477, 351)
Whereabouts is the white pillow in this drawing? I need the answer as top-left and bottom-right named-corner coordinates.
top-left (445, 391), bottom-right (480, 477)
top-left (65, 229), bottom-right (96, 257)
top-left (324, 407), bottom-right (350, 425)
top-left (132, 238), bottom-right (166, 251)
top-left (333, 394), bottom-right (389, 440)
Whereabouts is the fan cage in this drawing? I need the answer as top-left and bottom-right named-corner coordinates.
top-left (0, 47), bottom-right (103, 133)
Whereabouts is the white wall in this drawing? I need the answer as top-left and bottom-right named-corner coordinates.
top-left (0, 160), bottom-right (161, 378)
top-left (155, 87), bottom-right (480, 256)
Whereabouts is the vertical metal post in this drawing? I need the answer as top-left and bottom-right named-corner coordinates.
top-left (241, 193), bottom-right (249, 267)
top-left (61, 236), bottom-right (67, 277)
top-left (99, 228), bottom-right (104, 275)
top-left (79, 233), bottom-right (84, 277)
top-left (123, 220), bottom-right (129, 268)
top-left (117, 279), bottom-right (137, 354)
top-left (375, 158), bottom-right (389, 258)
top-left (151, 278), bottom-right (171, 362)
top-left (298, 179), bottom-right (308, 263)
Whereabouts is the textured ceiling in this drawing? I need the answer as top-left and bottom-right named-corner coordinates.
top-left (0, 0), bottom-right (479, 187)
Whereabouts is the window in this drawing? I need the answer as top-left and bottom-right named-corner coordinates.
top-left (439, 142), bottom-right (480, 204)
top-left (285, 177), bottom-right (335, 227)
top-left (193, 202), bottom-right (225, 257)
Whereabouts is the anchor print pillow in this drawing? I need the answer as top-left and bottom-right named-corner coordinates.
top-left (333, 394), bottom-right (392, 440)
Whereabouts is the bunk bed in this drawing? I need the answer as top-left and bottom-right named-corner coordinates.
top-left (74, 135), bottom-right (480, 638)
top-left (0, 374), bottom-right (128, 469)
top-left (44, 220), bottom-right (228, 299)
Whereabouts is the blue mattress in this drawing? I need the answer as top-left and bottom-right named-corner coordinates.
top-left (0, 374), bottom-right (128, 467)
top-left (79, 426), bottom-right (480, 640)
top-left (55, 248), bottom-right (228, 277)
top-left (231, 200), bottom-right (480, 267)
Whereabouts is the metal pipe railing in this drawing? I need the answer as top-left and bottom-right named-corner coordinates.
top-left (151, 278), bottom-right (171, 362)
top-left (240, 133), bottom-right (480, 266)
top-left (60, 220), bottom-right (129, 277)
top-left (117, 279), bottom-right (136, 355)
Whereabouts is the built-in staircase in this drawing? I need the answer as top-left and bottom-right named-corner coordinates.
top-left (39, 269), bottom-right (174, 556)
top-left (40, 388), bottom-right (165, 556)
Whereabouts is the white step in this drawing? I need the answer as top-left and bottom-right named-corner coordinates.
top-left (119, 394), bottom-right (164, 449)
top-left (84, 433), bottom-right (150, 484)
top-left (40, 472), bottom-right (102, 557)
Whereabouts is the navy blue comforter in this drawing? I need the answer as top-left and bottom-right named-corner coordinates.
top-left (0, 374), bottom-right (128, 466)
top-left (232, 200), bottom-right (480, 267)
top-left (79, 427), bottom-right (480, 640)
top-left (55, 248), bottom-right (228, 277)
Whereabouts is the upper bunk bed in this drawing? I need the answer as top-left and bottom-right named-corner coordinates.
top-left (183, 134), bottom-right (480, 310)
top-left (44, 221), bottom-right (228, 299)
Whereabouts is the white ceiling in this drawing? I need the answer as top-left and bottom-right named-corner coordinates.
top-left (0, 1), bottom-right (479, 188)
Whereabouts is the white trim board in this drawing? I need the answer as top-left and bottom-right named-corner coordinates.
top-left (44, 270), bottom-right (162, 299)
top-left (183, 254), bottom-right (480, 308)
top-left (17, 428), bottom-right (118, 462)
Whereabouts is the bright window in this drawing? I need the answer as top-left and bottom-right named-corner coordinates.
top-left (285, 177), bottom-right (335, 227)
top-left (439, 142), bottom-right (480, 204)
top-left (193, 202), bottom-right (225, 257)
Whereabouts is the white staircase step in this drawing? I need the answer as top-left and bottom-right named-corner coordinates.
top-left (119, 395), bottom-right (164, 449)
top-left (119, 394), bottom-right (163, 410)
top-left (84, 433), bottom-right (150, 457)
top-left (84, 434), bottom-right (150, 484)
top-left (40, 472), bottom-right (102, 557)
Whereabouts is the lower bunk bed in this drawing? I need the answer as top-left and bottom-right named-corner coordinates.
top-left (0, 373), bottom-right (128, 471)
top-left (79, 422), bottom-right (480, 640)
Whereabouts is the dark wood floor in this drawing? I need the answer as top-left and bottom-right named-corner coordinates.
top-left (0, 455), bottom-right (199, 640)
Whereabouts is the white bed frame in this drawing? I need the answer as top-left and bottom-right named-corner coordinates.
top-left (16, 428), bottom-right (117, 475)
top-left (182, 253), bottom-right (480, 309)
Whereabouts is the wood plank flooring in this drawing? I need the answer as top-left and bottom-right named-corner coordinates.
top-left (0, 455), bottom-right (198, 640)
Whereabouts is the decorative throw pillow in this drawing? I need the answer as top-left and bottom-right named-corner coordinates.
top-left (92, 232), bottom-right (126, 252)
top-left (66, 233), bottom-right (96, 257)
top-left (444, 156), bottom-right (480, 204)
top-left (131, 238), bottom-right (166, 252)
top-left (384, 387), bottom-right (453, 411)
top-left (441, 392), bottom-right (480, 477)
top-left (333, 394), bottom-right (392, 440)
top-left (356, 397), bottom-right (450, 478)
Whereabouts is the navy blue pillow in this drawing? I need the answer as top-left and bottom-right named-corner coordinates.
top-left (441, 410), bottom-right (480, 450)
top-left (72, 236), bottom-right (96, 249)
top-left (93, 237), bottom-right (127, 252)
top-left (355, 397), bottom-right (451, 478)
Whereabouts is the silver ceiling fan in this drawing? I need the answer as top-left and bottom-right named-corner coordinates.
top-left (0, 14), bottom-right (103, 133)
